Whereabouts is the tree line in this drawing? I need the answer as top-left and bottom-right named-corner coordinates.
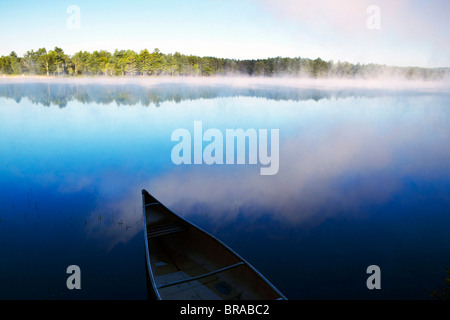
top-left (0, 47), bottom-right (448, 80)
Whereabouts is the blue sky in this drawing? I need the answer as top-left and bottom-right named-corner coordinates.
top-left (0, 0), bottom-right (449, 67)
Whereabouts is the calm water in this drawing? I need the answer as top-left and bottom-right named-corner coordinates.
top-left (0, 78), bottom-right (449, 299)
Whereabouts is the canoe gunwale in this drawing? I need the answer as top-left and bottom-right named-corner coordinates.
top-left (142, 191), bottom-right (162, 300)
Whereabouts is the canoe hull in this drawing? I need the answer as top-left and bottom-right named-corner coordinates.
top-left (142, 189), bottom-right (286, 300)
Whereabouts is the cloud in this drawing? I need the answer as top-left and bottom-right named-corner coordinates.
top-left (255, 0), bottom-right (449, 67)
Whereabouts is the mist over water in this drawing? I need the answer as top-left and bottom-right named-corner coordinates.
top-left (0, 78), bottom-right (449, 299)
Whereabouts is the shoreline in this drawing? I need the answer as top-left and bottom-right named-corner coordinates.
top-left (1, 74), bottom-right (449, 92)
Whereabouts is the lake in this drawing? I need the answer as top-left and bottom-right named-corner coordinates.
top-left (0, 77), bottom-right (449, 299)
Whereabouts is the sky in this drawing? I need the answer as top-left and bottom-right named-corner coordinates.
top-left (0, 0), bottom-right (449, 67)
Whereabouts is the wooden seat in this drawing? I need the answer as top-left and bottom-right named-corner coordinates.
top-left (157, 262), bottom-right (245, 289)
top-left (147, 223), bottom-right (185, 238)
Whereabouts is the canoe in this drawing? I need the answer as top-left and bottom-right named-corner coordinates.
top-left (142, 189), bottom-right (287, 300)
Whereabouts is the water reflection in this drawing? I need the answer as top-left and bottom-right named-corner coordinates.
top-left (0, 79), bottom-right (449, 299)
top-left (0, 77), bottom-right (447, 108)
top-left (149, 96), bottom-right (450, 227)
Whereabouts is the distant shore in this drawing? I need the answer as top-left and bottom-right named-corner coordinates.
top-left (1, 74), bottom-right (449, 93)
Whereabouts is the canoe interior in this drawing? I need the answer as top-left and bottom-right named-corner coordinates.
top-left (143, 190), bottom-right (285, 300)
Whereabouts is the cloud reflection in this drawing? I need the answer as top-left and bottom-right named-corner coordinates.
top-left (2, 79), bottom-right (448, 251)
top-left (147, 97), bottom-right (450, 228)
top-left (46, 89), bottom-right (450, 250)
